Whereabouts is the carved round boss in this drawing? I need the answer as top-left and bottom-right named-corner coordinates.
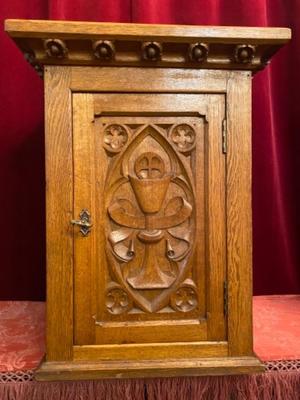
top-left (188, 43), bottom-right (209, 62)
top-left (234, 44), bottom-right (256, 64)
top-left (44, 39), bottom-right (67, 58)
top-left (142, 42), bottom-right (162, 61)
top-left (93, 40), bottom-right (115, 60)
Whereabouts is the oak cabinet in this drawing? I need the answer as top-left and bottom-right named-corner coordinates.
top-left (5, 20), bottom-right (290, 380)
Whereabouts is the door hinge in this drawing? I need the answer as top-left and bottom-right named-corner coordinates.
top-left (223, 281), bottom-right (228, 316)
top-left (222, 118), bottom-right (227, 154)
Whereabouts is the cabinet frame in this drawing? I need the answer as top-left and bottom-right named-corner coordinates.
top-left (38, 66), bottom-right (259, 379)
top-left (5, 19), bottom-right (290, 381)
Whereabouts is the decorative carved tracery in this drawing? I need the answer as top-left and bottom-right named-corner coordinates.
top-left (170, 124), bottom-right (196, 153)
top-left (103, 123), bottom-right (198, 314)
top-left (105, 284), bottom-right (132, 315)
top-left (103, 124), bottom-right (128, 153)
top-left (170, 282), bottom-right (198, 312)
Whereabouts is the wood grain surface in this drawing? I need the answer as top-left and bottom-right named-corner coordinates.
top-left (35, 356), bottom-right (263, 381)
top-left (226, 71), bottom-right (253, 356)
top-left (44, 66), bottom-right (73, 361)
top-left (5, 19), bottom-right (291, 42)
top-left (73, 92), bottom-right (226, 353)
top-left (38, 63), bottom-right (267, 379)
top-left (39, 64), bottom-right (266, 378)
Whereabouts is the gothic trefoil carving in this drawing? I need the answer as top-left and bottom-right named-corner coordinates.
top-left (105, 284), bottom-right (133, 315)
top-left (103, 123), bottom-right (198, 314)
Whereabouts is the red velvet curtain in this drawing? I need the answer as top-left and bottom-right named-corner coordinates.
top-left (1, 1), bottom-right (299, 300)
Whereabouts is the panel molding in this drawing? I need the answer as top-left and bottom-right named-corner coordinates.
top-left (35, 356), bottom-right (263, 381)
top-left (73, 342), bottom-right (228, 361)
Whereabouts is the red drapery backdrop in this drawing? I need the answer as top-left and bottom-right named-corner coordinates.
top-left (0, 1), bottom-right (299, 300)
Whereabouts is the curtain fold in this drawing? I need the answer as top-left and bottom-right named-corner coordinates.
top-left (48, 0), bottom-right (131, 22)
top-left (0, 0), bottom-right (299, 299)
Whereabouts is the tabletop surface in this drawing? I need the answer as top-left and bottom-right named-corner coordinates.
top-left (0, 295), bottom-right (299, 373)
top-left (5, 20), bottom-right (291, 42)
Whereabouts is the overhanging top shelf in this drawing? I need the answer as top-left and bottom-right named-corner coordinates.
top-left (5, 19), bottom-right (291, 75)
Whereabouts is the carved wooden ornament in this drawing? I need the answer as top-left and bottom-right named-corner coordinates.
top-left (93, 40), bottom-right (115, 60)
top-left (44, 38), bottom-right (67, 58)
top-left (188, 43), bottom-right (209, 62)
top-left (234, 44), bottom-right (256, 64)
top-left (6, 21), bottom-right (291, 73)
top-left (141, 41), bottom-right (162, 61)
top-left (105, 124), bottom-right (195, 313)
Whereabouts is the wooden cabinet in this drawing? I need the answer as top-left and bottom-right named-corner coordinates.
top-left (5, 20), bottom-right (290, 380)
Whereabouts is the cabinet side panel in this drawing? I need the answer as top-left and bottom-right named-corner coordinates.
top-left (44, 66), bottom-right (73, 361)
top-left (226, 71), bottom-right (253, 356)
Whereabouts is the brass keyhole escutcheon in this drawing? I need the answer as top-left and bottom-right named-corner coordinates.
top-left (71, 209), bottom-right (92, 236)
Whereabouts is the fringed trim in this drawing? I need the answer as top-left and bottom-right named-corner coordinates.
top-left (0, 370), bottom-right (34, 383)
top-left (265, 359), bottom-right (300, 372)
top-left (145, 373), bottom-right (300, 400)
top-left (0, 361), bottom-right (299, 400)
top-left (0, 360), bottom-right (299, 383)
top-left (0, 371), bottom-right (299, 400)
top-left (0, 379), bottom-right (146, 400)
top-left (0, 373), bottom-right (299, 400)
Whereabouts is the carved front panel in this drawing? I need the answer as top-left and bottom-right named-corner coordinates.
top-left (103, 121), bottom-right (199, 318)
top-left (73, 93), bottom-right (226, 345)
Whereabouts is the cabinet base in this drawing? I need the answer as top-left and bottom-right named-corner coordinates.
top-left (35, 356), bottom-right (264, 381)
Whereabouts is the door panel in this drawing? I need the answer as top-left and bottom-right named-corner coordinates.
top-left (73, 93), bottom-right (226, 348)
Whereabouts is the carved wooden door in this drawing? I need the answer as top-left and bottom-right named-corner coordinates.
top-left (72, 92), bottom-right (227, 358)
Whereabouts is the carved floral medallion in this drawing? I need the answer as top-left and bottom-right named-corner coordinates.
top-left (103, 124), bottom-right (128, 153)
top-left (105, 285), bottom-right (133, 315)
top-left (170, 124), bottom-right (196, 153)
top-left (170, 283), bottom-right (198, 312)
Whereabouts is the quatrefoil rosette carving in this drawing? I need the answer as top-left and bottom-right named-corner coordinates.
top-left (104, 124), bottom-right (198, 314)
top-left (170, 124), bottom-right (196, 154)
top-left (170, 282), bottom-right (198, 312)
top-left (103, 124), bottom-right (129, 153)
